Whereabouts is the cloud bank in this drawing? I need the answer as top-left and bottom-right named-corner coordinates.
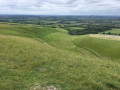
top-left (0, 0), bottom-right (120, 15)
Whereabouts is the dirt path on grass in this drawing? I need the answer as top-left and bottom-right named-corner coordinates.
top-left (89, 34), bottom-right (120, 41)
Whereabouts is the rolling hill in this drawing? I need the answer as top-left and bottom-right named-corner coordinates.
top-left (0, 24), bottom-right (120, 90)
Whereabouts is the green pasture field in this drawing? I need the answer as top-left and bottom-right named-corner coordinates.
top-left (102, 28), bottom-right (120, 35)
top-left (68, 27), bottom-right (84, 31)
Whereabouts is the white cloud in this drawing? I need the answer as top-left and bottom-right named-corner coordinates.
top-left (0, 0), bottom-right (119, 15)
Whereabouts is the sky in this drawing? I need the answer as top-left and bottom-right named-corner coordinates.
top-left (0, 0), bottom-right (120, 15)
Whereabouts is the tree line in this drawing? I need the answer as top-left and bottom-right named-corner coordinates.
top-left (68, 25), bottom-right (111, 35)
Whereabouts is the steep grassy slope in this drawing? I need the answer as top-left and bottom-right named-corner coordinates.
top-left (74, 35), bottom-right (120, 60)
top-left (0, 24), bottom-right (120, 90)
top-left (0, 24), bottom-right (58, 39)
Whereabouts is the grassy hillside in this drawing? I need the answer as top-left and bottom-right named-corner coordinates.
top-left (74, 35), bottom-right (120, 60)
top-left (0, 24), bottom-right (120, 90)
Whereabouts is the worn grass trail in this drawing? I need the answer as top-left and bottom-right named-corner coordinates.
top-left (0, 24), bottom-right (120, 90)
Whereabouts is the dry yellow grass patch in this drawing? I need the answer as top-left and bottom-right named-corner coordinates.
top-left (89, 34), bottom-right (120, 41)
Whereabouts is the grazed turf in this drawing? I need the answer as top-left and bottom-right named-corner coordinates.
top-left (74, 35), bottom-right (120, 60)
top-left (0, 24), bottom-right (120, 90)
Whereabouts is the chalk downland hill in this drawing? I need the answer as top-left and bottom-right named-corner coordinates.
top-left (0, 24), bottom-right (120, 90)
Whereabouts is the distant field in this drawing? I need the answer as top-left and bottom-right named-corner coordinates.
top-left (90, 34), bottom-right (120, 41)
top-left (101, 28), bottom-right (120, 35)
top-left (68, 27), bottom-right (84, 31)
top-left (0, 24), bottom-right (120, 90)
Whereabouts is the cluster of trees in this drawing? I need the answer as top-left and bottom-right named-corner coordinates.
top-left (68, 25), bottom-right (111, 35)
top-left (0, 19), bottom-right (9, 22)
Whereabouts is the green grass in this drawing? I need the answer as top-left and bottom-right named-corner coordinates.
top-left (0, 24), bottom-right (120, 90)
top-left (68, 27), bottom-right (84, 31)
top-left (102, 28), bottom-right (120, 35)
top-left (74, 35), bottom-right (120, 60)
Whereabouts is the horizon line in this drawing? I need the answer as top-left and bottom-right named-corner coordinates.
top-left (0, 14), bottom-right (120, 16)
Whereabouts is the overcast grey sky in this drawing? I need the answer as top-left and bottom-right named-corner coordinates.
top-left (0, 0), bottom-right (120, 15)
